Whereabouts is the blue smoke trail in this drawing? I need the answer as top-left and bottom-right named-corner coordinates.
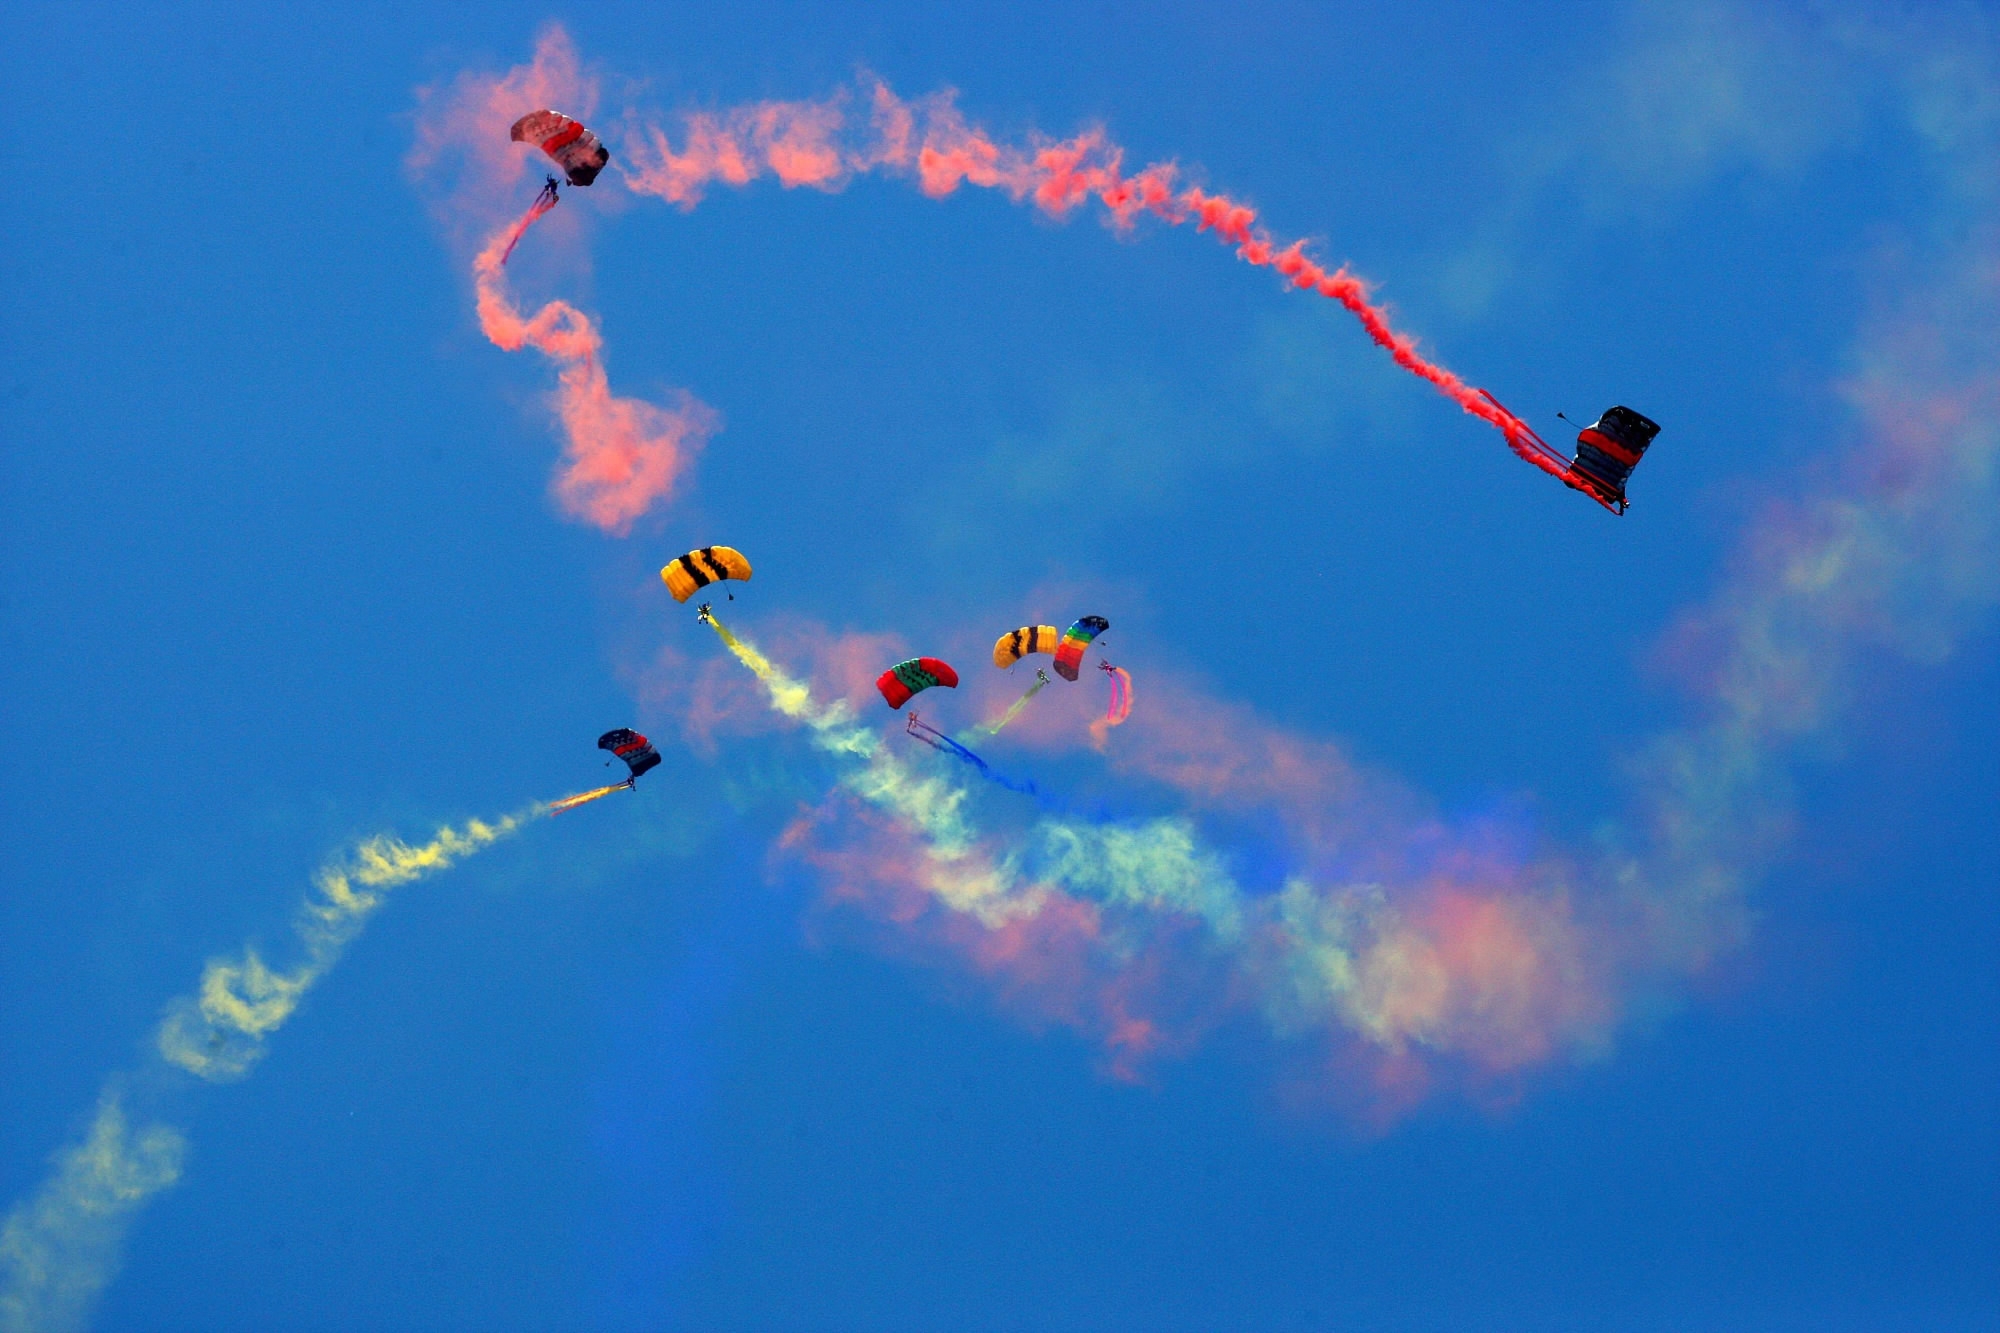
top-left (904, 713), bottom-right (1058, 806)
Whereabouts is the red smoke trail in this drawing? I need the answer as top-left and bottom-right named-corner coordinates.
top-left (471, 197), bottom-right (718, 535)
top-left (622, 83), bottom-right (1568, 477)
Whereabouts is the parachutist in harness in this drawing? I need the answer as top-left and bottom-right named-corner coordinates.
top-left (696, 602), bottom-right (715, 624)
top-left (536, 175), bottom-right (561, 207)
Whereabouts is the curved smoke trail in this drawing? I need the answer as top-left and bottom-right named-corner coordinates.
top-left (413, 28), bottom-right (1564, 537)
top-left (471, 196), bottom-right (718, 536)
top-left (0, 791), bottom-right (620, 1331)
top-left (619, 78), bottom-right (1561, 474)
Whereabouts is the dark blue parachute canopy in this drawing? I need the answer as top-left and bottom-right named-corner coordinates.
top-left (597, 728), bottom-right (662, 780)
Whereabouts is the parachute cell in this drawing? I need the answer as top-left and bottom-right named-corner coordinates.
top-left (597, 728), bottom-right (662, 780)
top-left (993, 625), bottom-right (1062, 669)
top-left (510, 109), bottom-right (611, 187)
top-left (1052, 616), bottom-right (1109, 682)
top-left (877, 657), bottom-right (959, 710)
top-left (661, 546), bottom-right (753, 603)
top-left (1566, 406), bottom-right (1661, 514)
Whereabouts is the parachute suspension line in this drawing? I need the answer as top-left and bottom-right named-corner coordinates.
top-left (1475, 390), bottom-right (1571, 476)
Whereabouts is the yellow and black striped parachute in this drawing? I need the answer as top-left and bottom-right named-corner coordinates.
top-left (661, 546), bottom-right (753, 603)
top-left (992, 625), bottom-right (1061, 669)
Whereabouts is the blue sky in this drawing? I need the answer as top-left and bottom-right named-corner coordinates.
top-left (3, 2), bottom-right (1996, 1329)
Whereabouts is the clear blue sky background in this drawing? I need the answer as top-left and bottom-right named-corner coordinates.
top-left (3, 2), bottom-right (1996, 1329)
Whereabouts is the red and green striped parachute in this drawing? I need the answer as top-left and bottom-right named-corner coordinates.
top-left (877, 657), bottom-right (959, 710)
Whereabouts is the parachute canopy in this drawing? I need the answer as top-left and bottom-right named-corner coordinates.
top-left (597, 728), bottom-right (661, 780)
top-left (661, 546), bottom-right (753, 603)
top-left (1567, 406), bottom-right (1661, 514)
top-left (877, 657), bottom-right (959, 710)
top-left (993, 625), bottom-right (1061, 669)
top-left (1053, 616), bottom-right (1109, 681)
top-left (510, 110), bottom-right (610, 187)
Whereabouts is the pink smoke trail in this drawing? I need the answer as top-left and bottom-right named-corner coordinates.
top-left (471, 197), bottom-right (718, 535)
top-left (408, 27), bottom-right (597, 245)
top-left (492, 182), bottom-right (559, 268)
top-left (1089, 663), bottom-right (1133, 749)
top-left (651, 616), bottom-right (1616, 1112)
top-left (620, 83), bottom-right (1570, 478)
top-left (410, 28), bottom-right (721, 536)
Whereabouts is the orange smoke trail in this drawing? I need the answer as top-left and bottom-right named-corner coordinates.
top-left (545, 781), bottom-right (632, 815)
top-left (471, 199), bottom-right (718, 535)
top-left (621, 82), bottom-right (1566, 474)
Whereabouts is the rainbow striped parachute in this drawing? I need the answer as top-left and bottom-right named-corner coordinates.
top-left (1053, 616), bottom-right (1109, 681)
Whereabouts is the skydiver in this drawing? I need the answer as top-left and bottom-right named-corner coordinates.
top-left (537, 175), bottom-right (560, 206)
top-left (696, 601), bottom-right (715, 624)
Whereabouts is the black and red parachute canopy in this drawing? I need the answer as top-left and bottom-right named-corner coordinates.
top-left (1567, 405), bottom-right (1661, 514)
top-left (597, 728), bottom-right (661, 779)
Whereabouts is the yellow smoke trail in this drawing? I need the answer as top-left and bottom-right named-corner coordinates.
top-left (156, 812), bottom-right (532, 1080)
top-left (707, 618), bottom-right (1611, 1080)
top-left (705, 615), bottom-right (1052, 925)
top-left (1, 801), bottom-right (570, 1330)
top-left (968, 670), bottom-right (1051, 738)
top-left (0, 1094), bottom-right (184, 1333)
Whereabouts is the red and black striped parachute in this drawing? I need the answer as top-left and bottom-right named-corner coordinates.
top-left (597, 728), bottom-right (662, 780)
top-left (1565, 406), bottom-right (1661, 514)
top-left (511, 110), bottom-right (610, 187)
top-left (1482, 393), bottom-right (1663, 515)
